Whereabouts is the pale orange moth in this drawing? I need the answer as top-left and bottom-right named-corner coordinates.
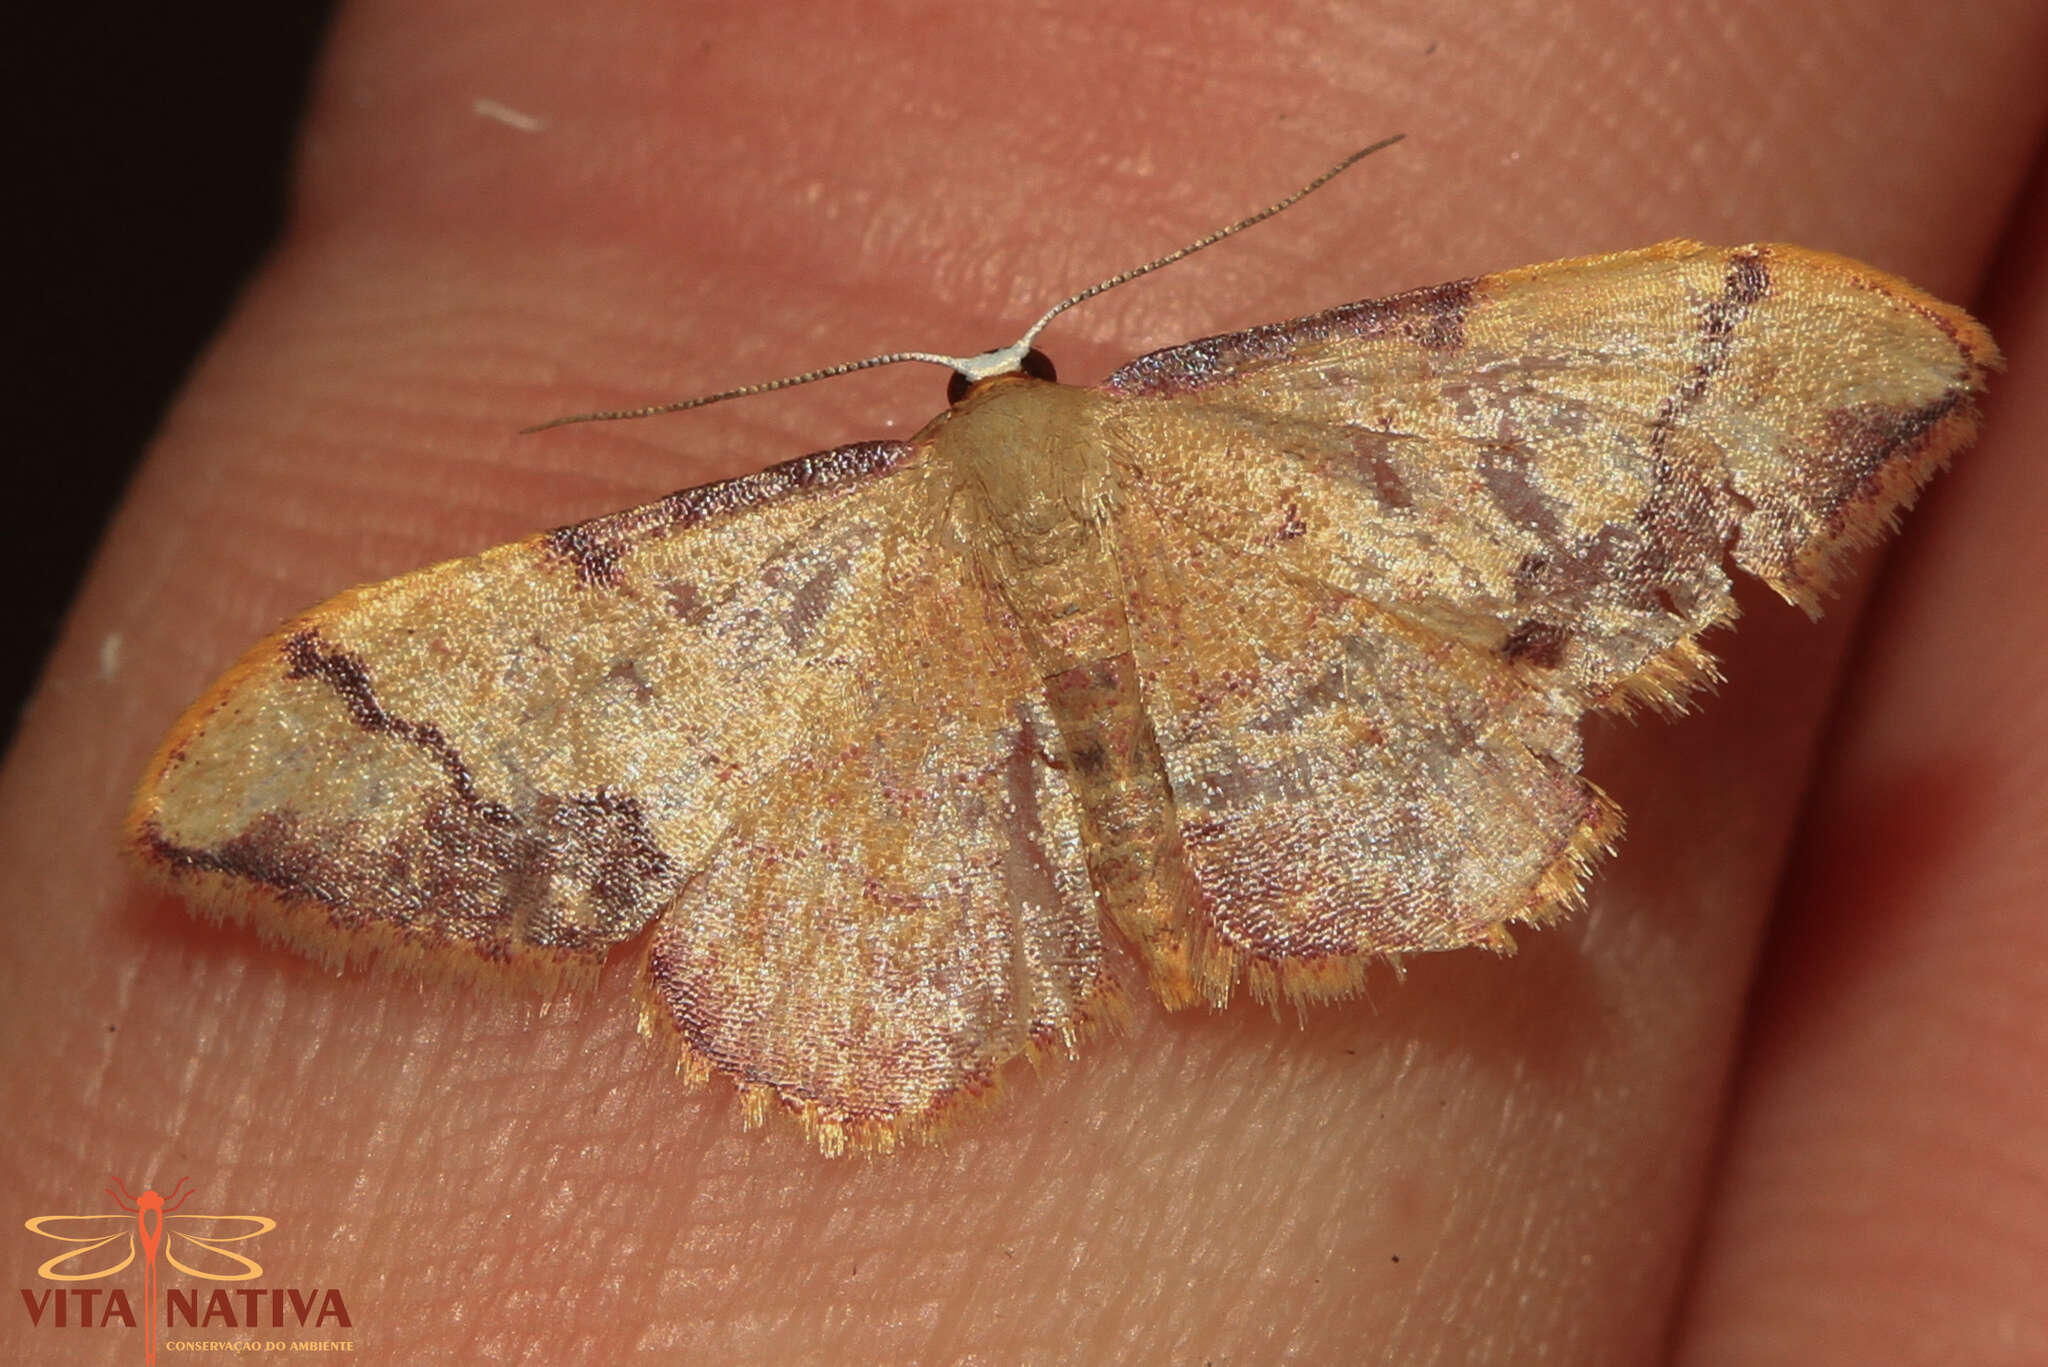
top-left (129, 141), bottom-right (1998, 1154)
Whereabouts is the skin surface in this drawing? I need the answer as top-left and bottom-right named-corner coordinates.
top-left (4, 1), bottom-right (2045, 1363)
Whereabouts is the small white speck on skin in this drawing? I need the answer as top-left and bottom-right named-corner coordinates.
top-left (472, 98), bottom-right (547, 133)
top-left (99, 632), bottom-right (123, 682)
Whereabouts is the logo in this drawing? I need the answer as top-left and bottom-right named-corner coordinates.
top-left (20, 1177), bottom-right (351, 1365)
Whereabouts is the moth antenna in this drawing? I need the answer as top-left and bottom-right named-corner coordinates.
top-left (523, 134), bottom-right (1405, 433)
top-left (1005, 133), bottom-right (1407, 359)
top-left (520, 350), bottom-right (985, 433)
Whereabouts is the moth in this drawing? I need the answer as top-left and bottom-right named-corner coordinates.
top-left (129, 145), bottom-right (1998, 1154)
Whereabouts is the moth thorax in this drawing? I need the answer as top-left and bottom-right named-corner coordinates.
top-left (938, 376), bottom-right (1116, 550)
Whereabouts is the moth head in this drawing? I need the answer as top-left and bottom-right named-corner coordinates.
top-left (946, 345), bottom-right (1058, 406)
